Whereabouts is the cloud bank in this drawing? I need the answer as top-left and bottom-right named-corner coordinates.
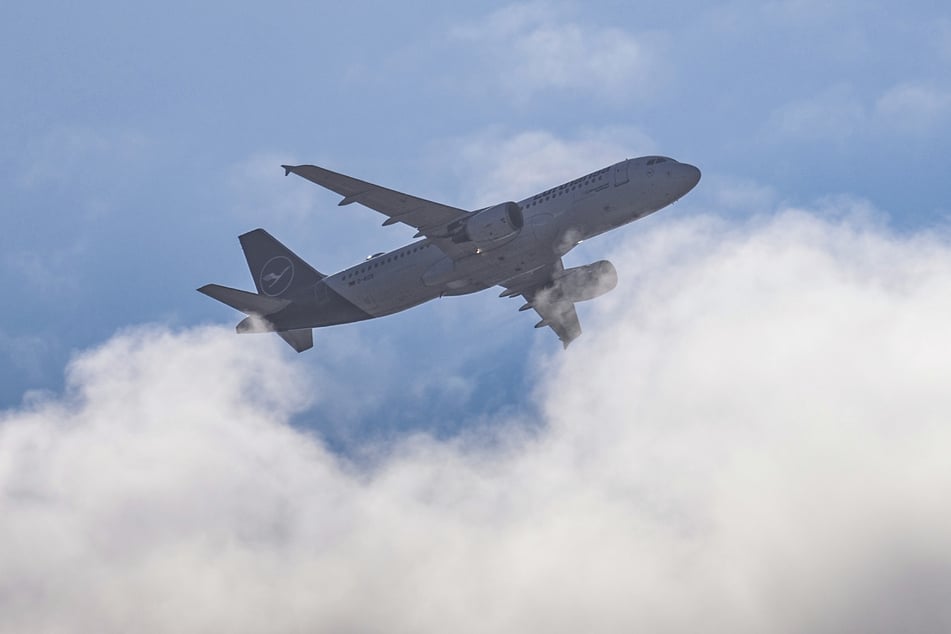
top-left (450, 2), bottom-right (665, 104)
top-left (3, 207), bottom-right (951, 633)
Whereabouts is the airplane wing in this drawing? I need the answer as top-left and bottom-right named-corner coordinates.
top-left (282, 163), bottom-right (469, 239)
top-left (499, 260), bottom-right (582, 348)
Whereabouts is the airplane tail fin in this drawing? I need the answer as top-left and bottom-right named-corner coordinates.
top-left (239, 228), bottom-right (325, 298)
top-left (197, 283), bottom-right (314, 353)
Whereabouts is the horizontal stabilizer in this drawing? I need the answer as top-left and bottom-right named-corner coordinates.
top-left (197, 284), bottom-right (290, 315)
top-left (278, 328), bottom-right (313, 352)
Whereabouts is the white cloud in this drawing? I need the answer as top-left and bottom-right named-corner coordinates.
top-left (875, 83), bottom-right (951, 133)
top-left (708, 0), bottom-right (871, 64)
top-left (705, 175), bottom-right (778, 213)
top-left (2, 240), bottom-right (87, 297)
top-left (19, 127), bottom-right (152, 197)
top-left (227, 152), bottom-right (319, 223)
top-left (768, 81), bottom-right (951, 142)
top-left (3, 208), bottom-right (951, 632)
top-left (766, 85), bottom-right (867, 143)
top-left (445, 127), bottom-right (655, 206)
top-left (450, 2), bottom-right (666, 104)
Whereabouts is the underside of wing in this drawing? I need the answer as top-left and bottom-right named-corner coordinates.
top-left (277, 328), bottom-right (314, 353)
top-left (282, 164), bottom-right (468, 236)
top-left (499, 260), bottom-right (583, 348)
top-left (532, 297), bottom-right (582, 349)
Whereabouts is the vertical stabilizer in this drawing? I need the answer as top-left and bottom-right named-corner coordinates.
top-left (239, 229), bottom-right (324, 298)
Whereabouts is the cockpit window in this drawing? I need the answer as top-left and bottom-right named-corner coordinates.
top-left (646, 157), bottom-right (669, 166)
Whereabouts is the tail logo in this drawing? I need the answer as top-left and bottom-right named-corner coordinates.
top-left (259, 256), bottom-right (295, 296)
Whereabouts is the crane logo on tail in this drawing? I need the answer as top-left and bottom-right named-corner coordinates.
top-left (259, 256), bottom-right (294, 296)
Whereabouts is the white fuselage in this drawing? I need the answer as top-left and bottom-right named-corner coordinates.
top-left (319, 156), bottom-right (699, 318)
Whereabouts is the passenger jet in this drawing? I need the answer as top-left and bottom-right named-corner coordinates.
top-left (199, 157), bottom-right (701, 352)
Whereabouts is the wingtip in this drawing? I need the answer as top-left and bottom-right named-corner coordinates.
top-left (281, 165), bottom-right (293, 176)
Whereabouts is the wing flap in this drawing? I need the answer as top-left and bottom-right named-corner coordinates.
top-left (498, 260), bottom-right (583, 348)
top-left (530, 296), bottom-right (582, 348)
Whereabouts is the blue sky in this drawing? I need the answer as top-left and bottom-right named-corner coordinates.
top-left (3, 1), bottom-right (947, 439)
top-left (3, 2), bottom-right (951, 630)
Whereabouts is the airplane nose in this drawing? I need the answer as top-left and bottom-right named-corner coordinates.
top-left (682, 163), bottom-right (701, 190)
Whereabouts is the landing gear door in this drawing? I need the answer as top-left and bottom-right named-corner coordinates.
top-left (614, 160), bottom-right (629, 186)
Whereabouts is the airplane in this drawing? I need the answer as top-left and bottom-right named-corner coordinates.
top-left (198, 156), bottom-right (701, 352)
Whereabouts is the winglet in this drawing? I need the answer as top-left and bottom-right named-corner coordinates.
top-left (282, 165), bottom-right (294, 176)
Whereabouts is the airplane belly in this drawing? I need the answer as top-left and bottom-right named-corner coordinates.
top-left (375, 278), bottom-right (438, 315)
top-left (434, 232), bottom-right (556, 292)
top-left (366, 256), bottom-right (443, 316)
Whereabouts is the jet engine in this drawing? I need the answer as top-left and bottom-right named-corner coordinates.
top-left (447, 202), bottom-right (523, 250)
top-left (549, 260), bottom-right (618, 302)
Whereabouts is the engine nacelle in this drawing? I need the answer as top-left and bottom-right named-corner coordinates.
top-left (550, 260), bottom-right (618, 303)
top-left (447, 202), bottom-right (523, 250)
